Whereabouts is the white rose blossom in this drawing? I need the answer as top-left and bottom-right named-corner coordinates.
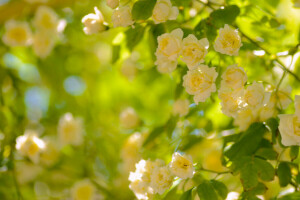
top-left (150, 166), bottom-right (174, 194)
top-left (15, 130), bottom-right (46, 164)
top-left (169, 152), bottom-right (194, 179)
top-left (57, 113), bottom-right (84, 146)
top-left (181, 34), bottom-right (209, 69)
top-left (2, 20), bottom-right (32, 47)
top-left (221, 64), bottom-right (247, 89)
top-left (214, 24), bottom-right (242, 56)
top-left (172, 99), bottom-right (190, 117)
top-left (33, 6), bottom-right (59, 33)
top-left (120, 107), bottom-right (140, 129)
top-left (279, 95), bottom-right (300, 146)
top-left (152, 0), bottom-right (179, 24)
top-left (71, 179), bottom-right (96, 200)
top-left (112, 6), bottom-right (134, 28)
top-left (155, 28), bottom-right (183, 73)
top-left (82, 7), bottom-right (107, 35)
top-left (183, 64), bottom-right (218, 104)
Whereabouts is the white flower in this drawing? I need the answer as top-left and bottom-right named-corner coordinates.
top-left (234, 108), bottom-right (257, 131)
top-left (57, 113), bottom-right (84, 146)
top-left (106, 0), bottom-right (119, 9)
top-left (214, 24), bottom-right (242, 56)
top-left (156, 28), bottom-right (183, 61)
top-left (112, 6), bottom-right (134, 27)
top-left (243, 82), bottom-right (269, 111)
top-left (150, 166), bottom-right (174, 194)
top-left (172, 99), bottom-right (189, 117)
top-left (155, 56), bottom-right (178, 74)
top-left (82, 7), bottom-right (107, 35)
top-left (221, 64), bottom-right (247, 89)
top-left (129, 159), bottom-right (165, 199)
top-left (279, 114), bottom-right (300, 146)
top-left (33, 6), bottom-right (59, 33)
top-left (71, 180), bottom-right (95, 200)
top-left (15, 130), bottom-right (45, 164)
top-left (33, 31), bottom-right (55, 58)
top-left (121, 132), bottom-right (144, 172)
top-left (120, 107), bottom-right (140, 129)
top-left (183, 65), bottom-right (218, 104)
top-left (181, 34), bottom-right (209, 69)
top-left (169, 152), bottom-right (194, 179)
top-left (258, 101), bottom-right (277, 122)
top-left (218, 87), bottom-right (244, 117)
top-left (152, 0), bottom-right (178, 24)
top-left (2, 20), bottom-right (32, 47)
top-left (129, 179), bottom-right (152, 200)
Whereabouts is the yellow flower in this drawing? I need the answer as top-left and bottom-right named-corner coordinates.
top-left (71, 180), bottom-right (95, 200)
top-left (152, 0), bottom-right (178, 24)
top-left (58, 113), bottom-right (84, 146)
top-left (33, 6), bottom-right (59, 33)
top-left (33, 31), bottom-right (56, 58)
top-left (150, 166), bottom-right (174, 194)
top-left (172, 99), bottom-right (190, 117)
top-left (183, 64), bottom-right (218, 104)
top-left (106, 0), bottom-right (119, 9)
top-left (112, 6), bottom-right (134, 27)
top-left (221, 64), bottom-right (247, 89)
top-left (120, 107), bottom-right (140, 129)
top-left (214, 24), bottom-right (242, 56)
top-left (15, 130), bottom-right (45, 164)
top-left (2, 20), bottom-right (32, 47)
top-left (169, 152), bottom-right (194, 179)
top-left (155, 56), bottom-right (178, 73)
top-left (181, 34), bottom-right (209, 69)
top-left (82, 7), bottom-right (107, 35)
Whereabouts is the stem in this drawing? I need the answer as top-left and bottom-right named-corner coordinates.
top-left (199, 167), bottom-right (231, 175)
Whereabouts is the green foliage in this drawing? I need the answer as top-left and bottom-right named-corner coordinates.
top-left (277, 162), bottom-right (292, 187)
top-left (132, 0), bottom-right (157, 20)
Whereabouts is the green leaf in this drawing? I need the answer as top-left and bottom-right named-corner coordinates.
top-left (210, 180), bottom-right (228, 199)
top-left (265, 118), bottom-right (278, 144)
top-left (165, 116), bottom-right (178, 138)
top-left (240, 161), bottom-right (258, 189)
top-left (143, 126), bottom-right (165, 146)
top-left (132, 0), bottom-right (156, 20)
top-left (254, 158), bottom-right (275, 181)
top-left (277, 162), bottom-right (292, 187)
top-left (290, 146), bottom-right (299, 161)
top-left (171, 0), bottom-right (192, 7)
top-left (197, 180), bottom-right (218, 200)
top-left (224, 123), bottom-right (267, 162)
top-left (125, 24), bottom-right (145, 51)
top-left (194, 19), bottom-right (217, 42)
top-left (209, 5), bottom-right (240, 28)
top-left (111, 45), bottom-right (120, 64)
top-left (180, 189), bottom-right (193, 200)
top-left (255, 148), bottom-right (278, 160)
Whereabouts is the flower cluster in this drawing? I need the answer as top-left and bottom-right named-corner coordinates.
top-left (129, 152), bottom-right (194, 199)
top-left (218, 65), bottom-right (292, 131)
top-left (2, 6), bottom-right (64, 58)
